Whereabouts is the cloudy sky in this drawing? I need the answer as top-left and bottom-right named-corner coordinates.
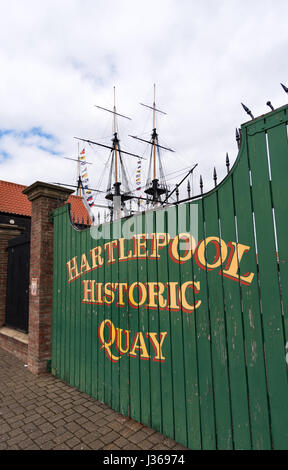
top-left (1, 0), bottom-right (288, 206)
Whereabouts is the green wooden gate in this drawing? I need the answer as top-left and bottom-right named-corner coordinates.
top-left (51, 104), bottom-right (288, 449)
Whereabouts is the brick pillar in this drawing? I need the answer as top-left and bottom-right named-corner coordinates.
top-left (23, 182), bottom-right (73, 375)
top-left (0, 224), bottom-right (23, 328)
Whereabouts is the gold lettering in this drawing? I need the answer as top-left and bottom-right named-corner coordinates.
top-left (104, 282), bottom-right (115, 305)
top-left (221, 242), bottom-right (255, 285)
top-left (146, 332), bottom-right (167, 362)
top-left (134, 234), bottom-right (148, 258)
top-left (179, 281), bottom-right (201, 312)
top-left (195, 236), bottom-right (227, 270)
top-left (90, 246), bottom-right (103, 269)
top-left (169, 233), bottom-right (196, 263)
top-left (118, 238), bottom-right (133, 261)
top-left (146, 282), bottom-right (167, 309)
top-left (116, 328), bottom-right (130, 355)
top-left (82, 280), bottom-right (95, 302)
top-left (128, 332), bottom-right (150, 360)
top-left (98, 319), bottom-right (120, 362)
top-left (149, 233), bottom-right (170, 259)
top-left (104, 240), bottom-right (118, 264)
top-left (66, 256), bottom-right (79, 282)
top-left (80, 253), bottom-right (91, 275)
top-left (166, 282), bottom-right (180, 311)
top-left (128, 282), bottom-right (147, 307)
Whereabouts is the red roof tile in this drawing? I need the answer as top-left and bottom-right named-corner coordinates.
top-left (0, 180), bottom-right (91, 223)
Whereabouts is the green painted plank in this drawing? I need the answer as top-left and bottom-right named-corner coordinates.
top-left (112, 219), bottom-right (121, 412)
top-left (136, 213), bottom-right (152, 426)
top-left (118, 219), bottom-right (130, 417)
top-left (59, 207), bottom-right (67, 381)
top-left (192, 200), bottom-right (216, 449)
top-left (155, 208), bottom-right (174, 441)
top-left (51, 209), bottom-right (58, 375)
top-left (96, 229), bottom-right (105, 404)
top-left (52, 207), bottom-right (64, 377)
top-left (145, 210), bottom-right (162, 432)
top-left (166, 204), bottom-right (187, 446)
top-left (104, 222), bottom-right (112, 407)
top-left (202, 192), bottom-right (233, 449)
top-left (267, 122), bottom-right (288, 341)
top-left (232, 141), bottom-right (271, 449)
top-left (85, 228), bottom-right (92, 397)
top-left (74, 223), bottom-right (81, 390)
top-left (79, 230), bottom-right (86, 393)
top-left (91, 225), bottom-right (99, 401)
top-left (68, 218), bottom-right (76, 388)
top-left (248, 128), bottom-right (288, 449)
top-left (64, 210), bottom-right (71, 383)
top-left (180, 202), bottom-right (201, 449)
top-left (128, 218), bottom-right (141, 422)
top-left (217, 177), bottom-right (251, 449)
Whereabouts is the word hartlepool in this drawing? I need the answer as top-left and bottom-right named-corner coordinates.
top-left (66, 232), bottom-right (255, 313)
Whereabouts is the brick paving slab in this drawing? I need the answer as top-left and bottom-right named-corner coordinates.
top-left (0, 348), bottom-right (188, 451)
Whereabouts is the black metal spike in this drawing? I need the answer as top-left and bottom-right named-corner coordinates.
top-left (200, 175), bottom-right (203, 195)
top-left (226, 153), bottom-right (230, 174)
top-left (241, 103), bottom-right (254, 120)
top-left (176, 184), bottom-right (179, 203)
top-left (213, 167), bottom-right (217, 187)
top-left (187, 180), bottom-right (191, 198)
top-left (236, 128), bottom-right (240, 149)
top-left (98, 212), bottom-right (100, 224)
top-left (281, 83), bottom-right (288, 93)
top-left (266, 101), bottom-right (274, 111)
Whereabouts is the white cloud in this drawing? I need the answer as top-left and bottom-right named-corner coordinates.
top-left (0, 0), bottom-right (288, 202)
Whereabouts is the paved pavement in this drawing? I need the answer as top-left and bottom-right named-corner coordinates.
top-left (0, 347), bottom-right (187, 450)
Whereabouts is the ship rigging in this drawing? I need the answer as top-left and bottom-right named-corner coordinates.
top-left (57, 85), bottom-right (198, 223)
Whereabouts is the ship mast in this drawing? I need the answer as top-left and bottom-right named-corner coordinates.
top-left (153, 84), bottom-right (156, 181)
top-left (76, 142), bottom-right (82, 197)
top-left (113, 87), bottom-right (118, 185)
top-left (75, 87), bottom-right (144, 220)
top-left (129, 84), bottom-right (174, 206)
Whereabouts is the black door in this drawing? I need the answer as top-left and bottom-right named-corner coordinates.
top-left (5, 233), bottom-right (30, 333)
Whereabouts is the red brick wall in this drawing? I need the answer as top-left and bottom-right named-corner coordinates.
top-left (23, 182), bottom-right (73, 375)
top-left (0, 333), bottom-right (28, 363)
top-left (28, 197), bottom-right (60, 373)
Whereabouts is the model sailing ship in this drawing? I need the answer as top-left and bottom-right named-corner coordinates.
top-left (68, 85), bottom-right (197, 224)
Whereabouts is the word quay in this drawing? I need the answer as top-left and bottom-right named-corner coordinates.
top-left (67, 233), bottom-right (255, 287)
top-left (98, 319), bottom-right (167, 363)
